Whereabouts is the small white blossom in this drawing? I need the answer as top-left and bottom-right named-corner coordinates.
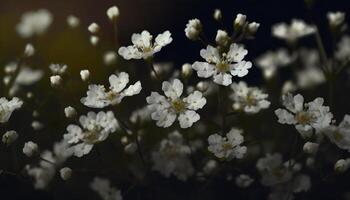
top-left (327, 11), bottom-right (345, 27)
top-left (49, 64), bottom-right (68, 75)
top-left (103, 51), bottom-right (117, 66)
top-left (213, 9), bottom-right (222, 21)
top-left (146, 79), bottom-right (206, 128)
top-left (235, 174), bottom-right (254, 188)
top-left (0, 97), bottom-right (23, 123)
top-left (118, 30), bottom-right (172, 60)
top-left (296, 67), bottom-right (325, 89)
top-left (124, 142), bottom-right (137, 154)
top-left (2, 130), bottom-right (18, 145)
top-left (81, 72), bottom-right (142, 108)
top-left (16, 9), bottom-right (53, 38)
top-left (208, 128), bottom-right (247, 160)
top-left (50, 75), bottom-right (62, 87)
top-left (106, 6), bottom-right (120, 21)
top-left (275, 93), bottom-right (333, 138)
top-left (64, 106), bottom-right (77, 118)
top-left (90, 35), bottom-right (99, 46)
top-left (185, 19), bottom-right (202, 40)
top-left (192, 44), bottom-right (252, 86)
top-left (90, 177), bottom-right (123, 200)
top-left (324, 115), bottom-right (350, 152)
top-left (60, 167), bottom-right (72, 180)
top-left (15, 67), bottom-right (43, 86)
top-left (24, 43), bottom-right (35, 57)
top-left (63, 111), bottom-right (119, 157)
top-left (66, 15), bottom-right (80, 28)
top-left (4, 62), bottom-right (18, 74)
top-left (230, 81), bottom-right (270, 114)
top-left (23, 141), bottom-right (39, 157)
top-left (272, 19), bottom-right (315, 42)
top-left (255, 49), bottom-right (292, 79)
top-left (335, 36), bottom-right (350, 62)
top-left (32, 121), bottom-right (44, 130)
top-left (88, 22), bottom-right (100, 34)
top-left (80, 69), bottom-right (90, 81)
top-left (303, 142), bottom-right (319, 154)
top-left (334, 159), bottom-right (350, 173)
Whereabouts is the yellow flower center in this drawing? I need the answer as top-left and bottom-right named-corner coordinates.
top-left (216, 61), bottom-right (230, 72)
top-left (171, 99), bottom-right (186, 113)
top-left (296, 111), bottom-right (312, 125)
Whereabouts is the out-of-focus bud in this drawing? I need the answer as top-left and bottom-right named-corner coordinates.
top-left (32, 121), bottom-right (44, 130)
top-left (24, 43), bottom-right (35, 57)
top-left (213, 9), bottom-right (222, 21)
top-left (50, 75), bottom-right (62, 87)
top-left (124, 142), bottom-right (137, 154)
top-left (196, 81), bottom-right (209, 92)
top-left (90, 36), bottom-right (99, 46)
top-left (185, 19), bottom-right (202, 40)
top-left (88, 22), bottom-right (100, 34)
top-left (64, 106), bottom-right (77, 118)
top-left (327, 11), bottom-right (345, 29)
top-left (247, 22), bottom-right (260, 35)
top-left (121, 136), bottom-right (129, 145)
top-left (282, 81), bottom-right (297, 94)
top-left (303, 142), bottom-right (319, 154)
top-left (27, 92), bottom-right (34, 99)
top-left (80, 69), bottom-right (90, 81)
top-left (181, 63), bottom-right (192, 78)
top-left (60, 167), bottom-right (72, 180)
top-left (23, 141), bottom-right (39, 157)
top-left (234, 13), bottom-right (247, 29)
top-left (107, 6), bottom-right (120, 21)
top-left (334, 159), bottom-right (350, 173)
top-left (103, 51), bottom-right (117, 66)
top-left (2, 130), bottom-right (18, 145)
top-left (215, 30), bottom-right (230, 46)
top-left (67, 15), bottom-right (80, 28)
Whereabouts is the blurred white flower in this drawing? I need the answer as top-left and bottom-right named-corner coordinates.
top-left (324, 115), bottom-right (350, 152)
top-left (88, 22), bottom-right (100, 34)
top-left (49, 64), bottom-right (68, 75)
top-left (335, 36), bottom-right (350, 62)
top-left (213, 9), bottom-right (222, 21)
top-left (230, 81), bottom-right (270, 114)
top-left (303, 142), bottom-right (319, 154)
top-left (23, 141), bottom-right (39, 157)
top-left (208, 128), bottom-right (247, 160)
top-left (16, 9), bottom-right (53, 38)
top-left (235, 174), bottom-right (254, 188)
top-left (152, 131), bottom-right (194, 181)
top-left (118, 30), bottom-right (172, 60)
top-left (296, 67), bottom-right (325, 89)
top-left (15, 67), bottom-right (43, 86)
top-left (129, 106), bottom-right (151, 124)
top-left (146, 79), bottom-right (206, 128)
top-left (2, 130), bottom-right (18, 145)
top-left (90, 35), bottom-right (99, 46)
top-left (103, 51), bottom-right (117, 66)
top-left (255, 49), bottom-right (292, 79)
top-left (50, 75), bottom-right (62, 87)
top-left (90, 177), bottom-right (123, 200)
top-left (0, 97), bottom-right (23, 123)
top-left (334, 159), bottom-right (350, 173)
top-left (63, 111), bottom-right (119, 157)
top-left (327, 11), bottom-right (345, 27)
top-left (60, 167), bottom-right (72, 180)
top-left (67, 15), bottom-right (80, 28)
top-left (185, 19), bottom-right (202, 40)
top-left (80, 69), bottom-right (90, 81)
top-left (24, 43), bottom-right (35, 57)
top-left (275, 93), bottom-right (333, 138)
top-left (81, 72), bottom-right (142, 108)
top-left (272, 19), bottom-right (315, 42)
top-left (192, 44), bottom-right (252, 86)
top-left (107, 6), bottom-right (120, 21)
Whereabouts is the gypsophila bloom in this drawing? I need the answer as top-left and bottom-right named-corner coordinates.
top-left (129, 106), bottom-right (151, 124)
top-left (106, 6), bottom-right (120, 21)
top-left (272, 19), bottom-right (315, 42)
top-left (146, 79), bottom-right (206, 128)
top-left (185, 19), bottom-right (202, 40)
top-left (303, 142), bottom-right (319, 154)
top-left (90, 177), bottom-right (123, 200)
top-left (324, 115), bottom-right (350, 152)
top-left (23, 141), bottom-right (39, 157)
top-left (151, 131), bottom-right (194, 181)
top-left (81, 72), bottom-right (141, 108)
top-left (275, 93), bottom-right (333, 138)
top-left (50, 75), bottom-right (62, 87)
top-left (90, 35), bottom-right (99, 46)
top-left (60, 167), bottom-right (72, 180)
top-left (2, 130), bottom-right (18, 145)
top-left (230, 81), bottom-right (270, 114)
top-left (0, 97), bottom-right (23, 123)
top-left (208, 128), bottom-right (247, 161)
top-left (192, 44), bottom-right (252, 86)
top-left (80, 69), bottom-right (90, 81)
top-left (64, 106), bottom-right (77, 118)
top-left (327, 11), bottom-right (345, 27)
top-left (16, 9), bottom-right (53, 38)
top-left (255, 48), bottom-right (292, 79)
top-left (49, 64), bottom-right (68, 75)
top-left (103, 51), bottom-right (117, 66)
top-left (335, 36), bottom-right (350, 62)
top-left (24, 43), bottom-right (35, 57)
top-left (334, 159), bottom-right (350, 173)
top-left (63, 111), bottom-right (119, 157)
top-left (88, 22), bottom-right (100, 34)
top-left (235, 174), bottom-right (254, 188)
top-left (118, 30), bottom-right (172, 60)
top-left (67, 15), bottom-right (80, 28)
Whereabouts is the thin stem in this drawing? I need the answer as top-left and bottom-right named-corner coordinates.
top-left (314, 27), bottom-right (330, 72)
top-left (219, 86), bottom-right (227, 134)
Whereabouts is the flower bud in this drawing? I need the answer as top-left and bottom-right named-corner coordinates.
top-left (213, 9), bottom-right (222, 21)
top-left (80, 69), bottom-right (90, 81)
top-left (23, 141), bottom-right (39, 157)
top-left (88, 22), bottom-right (100, 34)
top-left (196, 81), bottom-right (209, 92)
top-left (181, 63), bottom-right (192, 78)
top-left (215, 30), bottom-right (229, 46)
top-left (60, 167), bottom-right (72, 180)
top-left (90, 36), bottom-right (99, 46)
top-left (24, 43), bottom-right (35, 57)
top-left (2, 130), bottom-right (18, 145)
top-left (303, 142), bottom-right (319, 154)
top-left (67, 15), bottom-right (80, 28)
top-left (234, 13), bottom-right (247, 28)
top-left (247, 22), bottom-right (260, 35)
top-left (107, 6), bottom-right (120, 21)
top-left (185, 19), bottom-right (202, 40)
top-left (32, 121), bottom-right (44, 130)
top-left (64, 106), bottom-right (77, 118)
top-left (327, 11), bottom-right (345, 27)
top-left (334, 159), bottom-right (350, 173)
top-left (50, 75), bottom-right (62, 87)
top-left (103, 51), bottom-right (117, 66)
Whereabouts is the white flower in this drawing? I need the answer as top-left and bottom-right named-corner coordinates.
top-left (24, 43), bottom-right (35, 57)
top-left (327, 11), bottom-right (345, 27)
top-left (26, 165), bottom-right (55, 189)
top-left (275, 93), bottom-right (333, 138)
top-left (103, 51), bottom-right (117, 66)
top-left (118, 30), bottom-right (172, 60)
top-left (80, 69), bottom-right (90, 81)
top-left (324, 115), bottom-right (350, 152)
top-left (90, 177), bottom-right (123, 200)
top-left (303, 142), bottom-right (319, 154)
top-left (202, 160), bottom-right (218, 175)
top-left (64, 106), bottom-right (77, 118)
top-left (2, 130), bottom-right (18, 145)
top-left (235, 174), bottom-right (254, 188)
top-left (88, 22), bottom-right (100, 34)
top-left (15, 67), bottom-right (43, 86)
top-left (334, 159), bottom-right (350, 173)
top-left (23, 141), bottom-right (39, 157)
top-left (107, 6), bottom-right (120, 21)
top-left (4, 62), bottom-right (18, 74)
top-left (50, 75), bottom-right (62, 87)
top-left (0, 97), bottom-right (23, 123)
top-left (255, 49), bottom-right (292, 79)
top-left (335, 36), bottom-right (350, 62)
top-left (60, 167), bottom-right (72, 180)
top-left (230, 81), bottom-right (270, 114)
top-left (192, 44), bottom-right (252, 86)
top-left (207, 128), bottom-right (247, 160)
top-left (67, 15), bottom-right (80, 28)
top-left (234, 13), bottom-right (247, 27)
top-left (16, 9), bottom-right (53, 38)
top-left (146, 79), bottom-right (206, 128)
top-left (272, 19), bottom-right (315, 42)
top-left (151, 131), bottom-right (194, 181)
top-left (213, 9), bottom-right (222, 21)
top-left (49, 64), bottom-right (68, 75)
top-left (129, 106), bottom-right (151, 124)
top-left (185, 19), bottom-right (202, 40)
top-left (63, 111), bottom-right (119, 157)
top-left (296, 67), bottom-right (325, 89)
top-left (81, 72), bottom-right (142, 108)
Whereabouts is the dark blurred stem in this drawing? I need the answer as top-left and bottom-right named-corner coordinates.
top-left (40, 157), bottom-right (56, 165)
top-left (112, 19), bottom-right (119, 50)
top-left (314, 27), bottom-right (329, 72)
top-left (219, 86), bottom-right (227, 135)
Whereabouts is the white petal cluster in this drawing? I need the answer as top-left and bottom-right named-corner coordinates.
top-left (335, 36), bottom-right (350, 62)
top-left (185, 19), bottom-right (202, 40)
top-left (81, 72), bottom-right (142, 108)
top-left (151, 131), bottom-right (194, 181)
top-left (16, 9), bottom-right (53, 38)
top-left (23, 141), bottom-right (39, 157)
top-left (146, 79), bottom-right (206, 128)
top-left (63, 111), bottom-right (119, 157)
top-left (327, 11), bottom-right (345, 27)
top-left (118, 30), bottom-right (172, 60)
top-left (207, 128), bottom-right (247, 160)
top-left (24, 43), bottom-right (35, 57)
top-left (272, 19), bottom-right (315, 42)
top-left (49, 64), bottom-right (68, 75)
top-left (0, 97), bottom-right (23, 123)
top-left (90, 177), bottom-right (123, 200)
top-left (324, 115), bottom-right (350, 152)
top-left (235, 174), bottom-right (254, 188)
top-left (106, 6), bottom-right (120, 21)
top-left (230, 81), bottom-right (270, 114)
top-left (67, 15), bottom-right (80, 28)
top-left (275, 93), bottom-right (333, 138)
top-left (334, 158), bottom-right (350, 173)
top-left (2, 130), bottom-right (18, 145)
top-left (192, 44), bottom-right (252, 86)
